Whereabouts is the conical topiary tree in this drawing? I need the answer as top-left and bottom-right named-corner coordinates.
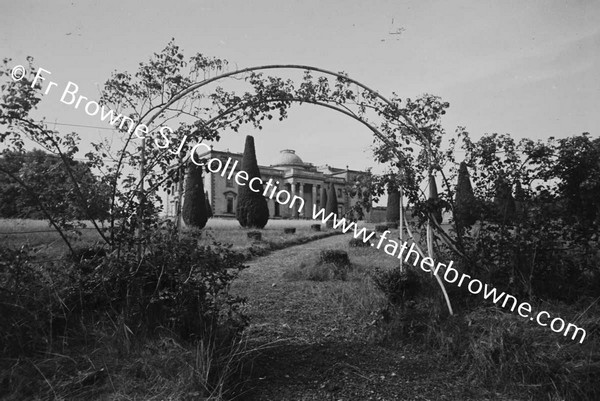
top-left (236, 135), bottom-right (269, 228)
top-left (182, 163), bottom-right (208, 229)
top-left (326, 182), bottom-right (338, 216)
top-left (494, 178), bottom-right (516, 221)
top-left (386, 185), bottom-right (400, 224)
top-left (205, 191), bottom-right (213, 219)
top-left (454, 161), bottom-right (478, 229)
top-left (319, 184), bottom-right (328, 211)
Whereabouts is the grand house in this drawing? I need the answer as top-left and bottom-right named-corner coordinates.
top-left (166, 147), bottom-right (384, 220)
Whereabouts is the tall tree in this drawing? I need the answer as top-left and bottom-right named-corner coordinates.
top-left (386, 184), bottom-right (400, 223)
top-left (454, 161), bottom-right (478, 229)
top-left (326, 182), bottom-right (338, 217)
top-left (182, 163), bottom-right (207, 229)
top-left (236, 135), bottom-right (269, 228)
top-left (0, 149), bottom-right (110, 220)
top-left (319, 185), bottom-right (328, 211)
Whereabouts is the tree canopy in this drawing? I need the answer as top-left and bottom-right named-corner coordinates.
top-left (0, 149), bottom-right (110, 221)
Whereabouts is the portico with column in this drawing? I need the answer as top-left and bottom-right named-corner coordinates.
top-left (186, 147), bottom-right (370, 220)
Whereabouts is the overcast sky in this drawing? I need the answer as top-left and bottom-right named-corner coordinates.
top-left (1, 0), bottom-right (598, 172)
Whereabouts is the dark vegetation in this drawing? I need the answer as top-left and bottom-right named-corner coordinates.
top-left (324, 182), bottom-right (338, 228)
top-left (236, 135), bottom-right (269, 229)
top-left (182, 162), bottom-right (208, 229)
top-left (283, 248), bottom-right (353, 282)
top-left (0, 225), bottom-right (249, 399)
top-left (0, 149), bottom-right (110, 221)
top-left (368, 132), bottom-right (600, 400)
top-left (385, 184), bottom-right (400, 224)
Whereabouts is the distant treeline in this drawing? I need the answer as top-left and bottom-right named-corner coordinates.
top-left (0, 149), bottom-right (110, 220)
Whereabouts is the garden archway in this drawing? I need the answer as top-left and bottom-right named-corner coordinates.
top-left (135, 64), bottom-right (454, 315)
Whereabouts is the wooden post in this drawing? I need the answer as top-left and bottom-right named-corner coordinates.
top-left (176, 153), bottom-right (184, 236)
top-left (135, 137), bottom-right (146, 262)
top-left (398, 185), bottom-right (404, 272)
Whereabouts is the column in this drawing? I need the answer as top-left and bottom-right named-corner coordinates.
top-left (311, 184), bottom-right (317, 214)
top-left (284, 183), bottom-right (292, 218)
top-left (291, 181), bottom-right (299, 219)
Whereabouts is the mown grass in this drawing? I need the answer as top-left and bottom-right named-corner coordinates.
top-left (197, 218), bottom-right (332, 247)
top-left (0, 218), bottom-right (105, 260)
top-left (0, 217), bottom-right (341, 261)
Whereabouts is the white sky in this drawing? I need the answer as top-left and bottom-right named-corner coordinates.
top-left (1, 0), bottom-right (599, 172)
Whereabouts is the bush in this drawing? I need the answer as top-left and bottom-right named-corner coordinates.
top-left (310, 224), bottom-right (321, 231)
top-left (371, 267), bottom-right (421, 308)
top-left (320, 249), bottom-right (349, 267)
top-left (375, 224), bottom-right (388, 233)
top-left (0, 244), bottom-right (55, 357)
top-left (0, 227), bottom-right (250, 398)
top-left (283, 261), bottom-right (350, 282)
top-left (349, 238), bottom-right (370, 247)
top-left (69, 229), bottom-right (249, 341)
top-left (283, 227), bottom-right (296, 234)
top-left (319, 250), bottom-right (350, 280)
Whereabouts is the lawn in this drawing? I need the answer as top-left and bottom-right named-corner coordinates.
top-left (0, 218), bottom-right (105, 260)
top-left (0, 217), bottom-right (347, 260)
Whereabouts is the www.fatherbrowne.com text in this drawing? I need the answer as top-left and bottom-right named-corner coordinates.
top-left (191, 149), bottom-right (586, 344)
top-left (311, 207), bottom-right (586, 344)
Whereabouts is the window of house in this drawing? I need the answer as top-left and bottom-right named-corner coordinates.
top-left (337, 188), bottom-right (342, 197)
top-left (226, 177), bottom-right (234, 187)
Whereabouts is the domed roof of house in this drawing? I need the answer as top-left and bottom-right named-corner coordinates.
top-left (273, 149), bottom-right (305, 167)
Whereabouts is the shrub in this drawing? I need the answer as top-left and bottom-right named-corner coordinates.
top-left (371, 267), bottom-right (421, 308)
top-left (283, 227), bottom-right (296, 234)
top-left (375, 224), bottom-right (388, 233)
top-left (0, 244), bottom-right (55, 357)
top-left (349, 238), bottom-right (370, 247)
top-left (236, 136), bottom-right (269, 228)
top-left (0, 226), bottom-right (249, 357)
top-left (319, 250), bottom-right (350, 280)
top-left (283, 261), bottom-right (349, 282)
top-left (182, 163), bottom-right (208, 229)
top-left (310, 224), bottom-right (321, 231)
top-left (320, 249), bottom-right (349, 266)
